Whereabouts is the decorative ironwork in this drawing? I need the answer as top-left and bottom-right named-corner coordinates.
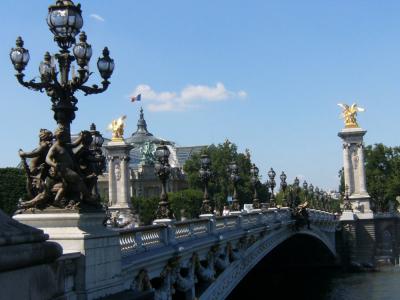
top-left (199, 154), bottom-right (213, 214)
top-left (280, 171), bottom-right (288, 207)
top-left (154, 142), bottom-right (174, 219)
top-left (267, 168), bottom-right (276, 208)
top-left (250, 164), bottom-right (260, 209)
top-left (228, 161), bottom-right (240, 212)
top-left (308, 184), bottom-right (314, 208)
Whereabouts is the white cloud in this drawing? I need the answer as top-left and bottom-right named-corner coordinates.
top-left (90, 14), bottom-right (105, 22)
top-left (131, 82), bottom-right (247, 112)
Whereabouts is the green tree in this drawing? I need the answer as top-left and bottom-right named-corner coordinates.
top-left (184, 140), bottom-right (269, 214)
top-left (364, 144), bottom-right (400, 211)
top-left (169, 189), bottom-right (203, 220)
top-left (132, 189), bottom-right (203, 224)
top-left (132, 196), bottom-right (159, 225)
top-left (0, 168), bottom-right (27, 215)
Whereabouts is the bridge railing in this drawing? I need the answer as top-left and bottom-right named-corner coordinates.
top-left (118, 208), bottom-right (336, 257)
top-left (119, 223), bottom-right (168, 256)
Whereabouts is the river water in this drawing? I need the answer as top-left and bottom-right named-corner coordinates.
top-left (321, 266), bottom-right (400, 300)
top-left (227, 266), bottom-right (400, 300)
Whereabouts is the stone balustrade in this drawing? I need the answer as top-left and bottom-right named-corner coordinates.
top-left (119, 208), bottom-right (336, 257)
top-left (117, 208), bottom-right (337, 299)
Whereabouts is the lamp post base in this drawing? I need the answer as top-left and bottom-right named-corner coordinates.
top-left (153, 218), bottom-right (175, 225)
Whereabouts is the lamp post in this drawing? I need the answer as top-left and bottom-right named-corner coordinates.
top-left (88, 123), bottom-right (105, 199)
top-left (199, 154), bottom-right (213, 215)
top-left (293, 177), bottom-right (300, 207)
top-left (268, 168), bottom-right (276, 208)
top-left (10, 0), bottom-right (113, 210)
top-left (303, 180), bottom-right (308, 203)
top-left (10, 0), bottom-right (114, 142)
top-left (228, 161), bottom-right (240, 212)
top-left (154, 142), bottom-right (174, 220)
top-left (280, 171), bottom-right (288, 207)
top-left (250, 164), bottom-right (261, 209)
top-left (308, 184), bottom-right (314, 208)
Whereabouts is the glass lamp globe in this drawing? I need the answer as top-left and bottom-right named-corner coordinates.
top-left (10, 37), bottom-right (30, 72)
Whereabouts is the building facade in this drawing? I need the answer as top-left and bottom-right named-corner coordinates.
top-left (98, 108), bottom-right (206, 202)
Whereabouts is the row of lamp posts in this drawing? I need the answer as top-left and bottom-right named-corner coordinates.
top-left (152, 148), bottom-right (337, 220)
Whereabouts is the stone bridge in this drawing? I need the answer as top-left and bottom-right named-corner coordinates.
top-left (118, 208), bottom-right (337, 299)
top-left (7, 206), bottom-right (338, 300)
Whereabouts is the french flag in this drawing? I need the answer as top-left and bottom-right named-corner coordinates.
top-left (131, 93), bottom-right (142, 102)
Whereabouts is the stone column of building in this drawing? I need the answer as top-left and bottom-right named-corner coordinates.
top-left (104, 140), bottom-right (136, 227)
top-left (338, 127), bottom-right (372, 215)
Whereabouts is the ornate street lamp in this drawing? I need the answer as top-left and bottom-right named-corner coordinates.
top-left (228, 161), bottom-right (240, 212)
top-left (199, 154), bottom-right (213, 215)
top-left (268, 168), bottom-right (276, 208)
top-left (308, 184), bottom-right (314, 208)
top-left (250, 164), bottom-right (261, 209)
top-left (154, 143), bottom-right (174, 219)
top-left (280, 171), bottom-right (288, 207)
top-left (89, 123), bottom-right (104, 149)
top-left (10, 0), bottom-right (114, 143)
top-left (303, 180), bottom-right (308, 203)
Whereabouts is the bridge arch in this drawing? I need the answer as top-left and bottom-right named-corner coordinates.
top-left (200, 226), bottom-right (337, 300)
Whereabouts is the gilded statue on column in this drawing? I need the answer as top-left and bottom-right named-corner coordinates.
top-left (338, 103), bottom-right (365, 128)
top-left (108, 115), bottom-right (127, 141)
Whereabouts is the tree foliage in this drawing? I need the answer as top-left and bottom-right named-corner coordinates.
top-left (132, 195), bottom-right (159, 225)
top-left (132, 189), bottom-right (204, 225)
top-left (169, 189), bottom-right (203, 220)
top-left (0, 168), bottom-right (27, 215)
top-left (364, 144), bottom-right (400, 211)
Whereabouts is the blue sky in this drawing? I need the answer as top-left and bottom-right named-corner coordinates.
top-left (1, 0), bottom-right (400, 191)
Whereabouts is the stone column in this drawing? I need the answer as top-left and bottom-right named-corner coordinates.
top-left (358, 143), bottom-right (367, 195)
top-left (104, 140), bottom-right (135, 227)
top-left (107, 156), bottom-right (116, 206)
top-left (343, 143), bottom-right (352, 194)
top-left (120, 156), bottom-right (128, 207)
top-left (338, 127), bottom-right (372, 216)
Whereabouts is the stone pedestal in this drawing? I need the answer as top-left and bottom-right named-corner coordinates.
top-left (340, 210), bottom-right (356, 221)
top-left (153, 218), bottom-right (175, 225)
top-left (1, 208), bottom-right (62, 300)
top-left (228, 211), bottom-right (242, 216)
top-left (14, 211), bottom-right (124, 299)
top-left (338, 128), bottom-right (371, 213)
top-left (104, 140), bottom-right (136, 226)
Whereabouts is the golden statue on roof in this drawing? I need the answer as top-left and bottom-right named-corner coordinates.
top-left (108, 115), bottom-right (127, 141)
top-left (338, 103), bottom-right (365, 128)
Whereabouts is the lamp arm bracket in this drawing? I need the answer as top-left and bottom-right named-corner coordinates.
top-left (78, 80), bottom-right (109, 96)
top-left (15, 73), bottom-right (46, 92)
